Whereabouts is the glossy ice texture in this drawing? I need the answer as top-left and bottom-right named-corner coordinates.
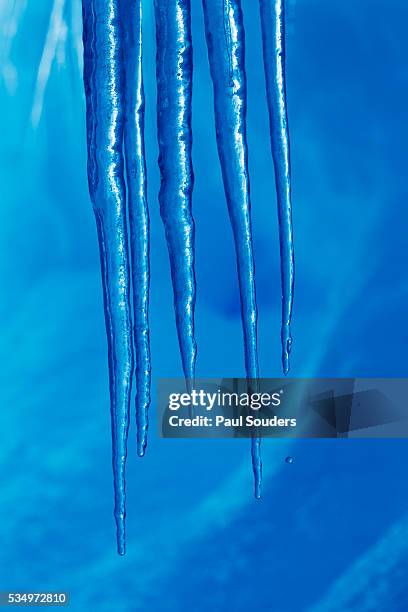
top-left (259, 0), bottom-right (295, 375)
top-left (122, 0), bottom-right (151, 458)
top-left (155, 0), bottom-right (197, 381)
top-left (82, 0), bottom-right (133, 554)
top-left (202, 0), bottom-right (261, 497)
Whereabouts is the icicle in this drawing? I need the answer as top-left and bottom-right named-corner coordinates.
top-left (259, 0), bottom-right (294, 375)
top-left (82, 0), bottom-right (133, 555)
top-left (202, 0), bottom-right (261, 498)
top-left (154, 0), bottom-right (197, 382)
top-left (122, 0), bottom-right (151, 458)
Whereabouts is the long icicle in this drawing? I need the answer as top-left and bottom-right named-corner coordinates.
top-left (259, 0), bottom-right (294, 375)
top-left (154, 0), bottom-right (197, 382)
top-left (122, 0), bottom-right (151, 457)
top-left (202, 0), bottom-right (261, 498)
top-left (82, 0), bottom-right (133, 555)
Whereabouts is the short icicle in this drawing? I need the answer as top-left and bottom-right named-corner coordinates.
top-left (154, 0), bottom-right (197, 383)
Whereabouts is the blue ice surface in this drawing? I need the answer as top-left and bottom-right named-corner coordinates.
top-left (1, 0), bottom-right (408, 610)
top-left (202, 0), bottom-right (261, 498)
top-left (155, 0), bottom-right (197, 384)
top-left (82, 0), bottom-right (134, 557)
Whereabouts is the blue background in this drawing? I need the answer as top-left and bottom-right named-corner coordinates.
top-left (1, 0), bottom-right (408, 610)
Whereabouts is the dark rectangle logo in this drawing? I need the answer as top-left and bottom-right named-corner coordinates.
top-left (158, 378), bottom-right (408, 438)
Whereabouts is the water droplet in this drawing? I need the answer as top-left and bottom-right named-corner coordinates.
top-left (285, 456), bottom-right (295, 464)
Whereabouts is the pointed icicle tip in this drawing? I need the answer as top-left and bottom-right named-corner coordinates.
top-left (116, 513), bottom-right (126, 556)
